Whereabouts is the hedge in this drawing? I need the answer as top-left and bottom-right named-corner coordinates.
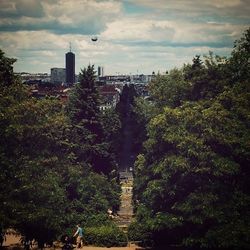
top-left (84, 225), bottom-right (127, 247)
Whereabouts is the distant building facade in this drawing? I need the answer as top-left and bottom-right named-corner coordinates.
top-left (65, 51), bottom-right (75, 84)
top-left (98, 85), bottom-right (120, 111)
top-left (50, 68), bottom-right (66, 84)
top-left (96, 74), bottom-right (154, 85)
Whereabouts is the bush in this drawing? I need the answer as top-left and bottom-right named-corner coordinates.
top-left (128, 221), bottom-right (153, 247)
top-left (84, 225), bottom-right (127, 247)
top-left (84, 214), bottom-right (111, 227)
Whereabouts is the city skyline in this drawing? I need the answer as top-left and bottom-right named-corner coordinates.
top-left (0, 0), bottom-right (249, 75)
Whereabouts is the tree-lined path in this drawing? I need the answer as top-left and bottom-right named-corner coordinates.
top-left (115, 171), bottom-right (134, 232)
top-left (115, 85), bottom-right (136, 232)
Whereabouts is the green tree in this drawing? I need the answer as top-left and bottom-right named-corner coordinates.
top-left (67, 65), bottom-right (102, 135)
top-left (0, 50), bottom-right (17, 86)
top-left (0, 53), bottom-right (121, 247)
top-left (67, 65), bottom-right (114, 174)
top-left (228, 28), bottom-right (250, 83)
top-left (101, 107), bottom-right (121, 161)
top-left (184, 52), bottom-right (229, 101)
top-left (131, 28), bottom-right (250, 249)
top-left (131, 97), bottom-right (157, 154)
top-left (149, 68), bottom-right (191, 108)
top-left (0, 94), bottom-right (67, 246)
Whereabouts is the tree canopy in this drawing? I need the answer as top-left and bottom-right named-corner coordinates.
top-left (0, 51), bottom-right (121, 247)
top-left (66, 65), bottom-right (116, 174)
top-left (130, 28), bottom-right (250, 249)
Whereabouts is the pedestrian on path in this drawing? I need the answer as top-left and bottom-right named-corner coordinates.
top-left (73, 225), bottom-right (83, 248)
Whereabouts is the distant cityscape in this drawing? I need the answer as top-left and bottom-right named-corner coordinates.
top-left (15, 48), bottom-right (153, 110)
top-left (16, 47), bottom-right (156, 85)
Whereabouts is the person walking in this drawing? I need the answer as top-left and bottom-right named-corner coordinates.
top-left (73, 225), bottom-right (83, 248)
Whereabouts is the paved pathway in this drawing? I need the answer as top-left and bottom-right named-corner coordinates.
top-left (115, 171), bottom-right (134, 231)
top-left (116, 94), bottom-right (136, 231)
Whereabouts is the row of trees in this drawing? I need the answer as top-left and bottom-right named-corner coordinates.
top-left (115, 83), bottom-right (138, 168)
top-left (129, 29), bottom-right (250, 249)
top-left (0, 53), bottom-right (125, 247)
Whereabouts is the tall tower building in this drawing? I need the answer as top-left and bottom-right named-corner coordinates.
top-left (98, 66), bottom-right (104, 77)
top-left (65, 45), bottom-right (75, 85)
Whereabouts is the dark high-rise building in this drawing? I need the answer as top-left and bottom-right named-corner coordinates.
top-left (98, 66), bottom-right (104, 77)
top-left (65, 51), bottom-right (75, 84)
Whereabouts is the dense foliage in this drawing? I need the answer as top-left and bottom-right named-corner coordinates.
top-left (0, 54), bottom-right (121, 246)
top-left (1, 27), bottom-right (249, 249)
top-left (130, 28), bottom-right (250, 249)
top-left (66, 65), bottom-right (117, 175)
top-left (84, 225), bottom-right (127, 247)
top-left (115, 84), bottom-right (138, 167)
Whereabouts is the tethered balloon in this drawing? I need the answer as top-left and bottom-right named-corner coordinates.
top-left (91, 36), bottom-right (98, 42)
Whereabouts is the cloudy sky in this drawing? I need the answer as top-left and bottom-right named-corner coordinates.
top-left (0, 0), bottom-right (249, 75)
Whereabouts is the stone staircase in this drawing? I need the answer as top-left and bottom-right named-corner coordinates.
top-left (115, 171), bottom-right (134, 232)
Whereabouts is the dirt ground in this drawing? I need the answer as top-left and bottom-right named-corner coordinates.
top-left (3, 233), bottom-right (21, 247)
top-left (77, 246), bottom-right (141, 250)
top-left (3, 234), bottom-right (142, 250)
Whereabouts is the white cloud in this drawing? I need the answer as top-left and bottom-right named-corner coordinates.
top-left (201, 0), bottom-right (242, 8)
top-left (171, 22), bottom-right (247, 44)
top-left (101, 18), bottom-right (175, 41)
top-left (0, 0), bottom-right (249, 75)
top-left (41, 50), bottom-right (57, 57)
top-left (0, 0), bottom-right (123, 35)
top-left (101, 16), bottom-right (247, 46)
top-left (0, 31), bottom-right (69, 51)
top-left (128, 0), bottom-right (250, 17)
top-left (43, 0), bottom-right (123, 32)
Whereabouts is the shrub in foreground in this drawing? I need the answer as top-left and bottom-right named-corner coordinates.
top-left (84, 225), bottom-right (127, 247)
